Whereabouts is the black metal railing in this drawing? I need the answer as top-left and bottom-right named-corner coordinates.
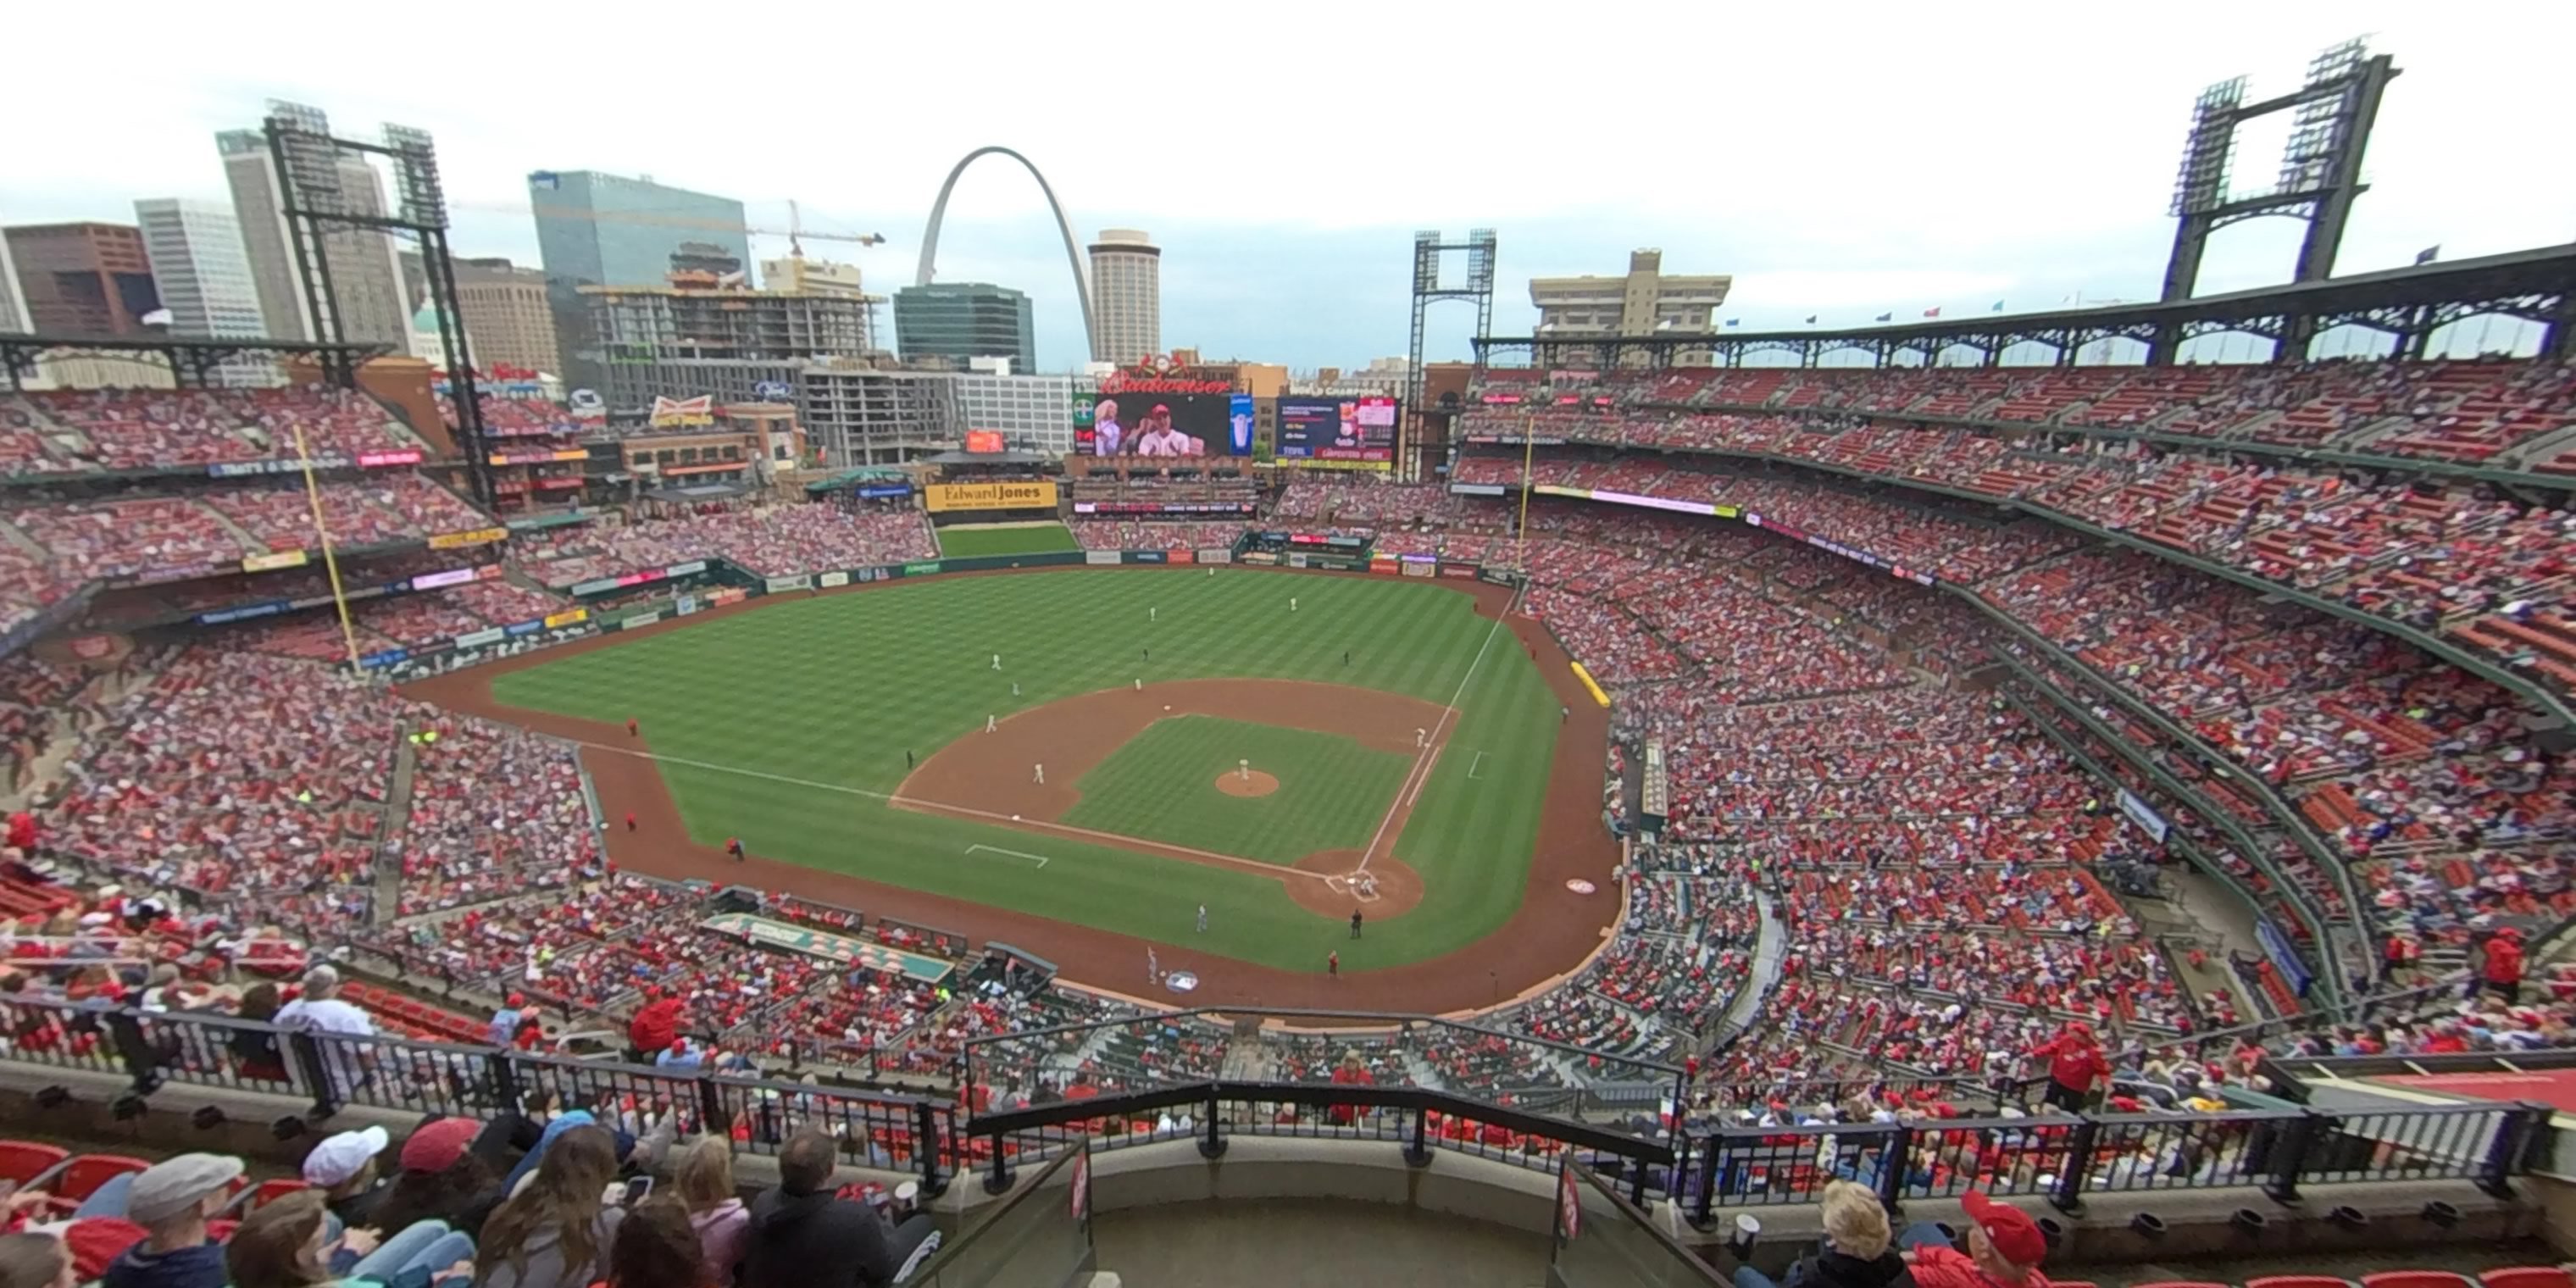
top-left (908, 1141), bottom-right (1091, 1288)
top-left (964, 1079), bottom-right (1676, 1205)
top-left (1554, 1157), bottom-right (1727, 1287)
top-left (1677, 1097), bottom-right (2549, 1225)
top-left (0, 994), bottom-right (952, 1195)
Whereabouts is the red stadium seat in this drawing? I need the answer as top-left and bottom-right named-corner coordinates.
top-left (2482, 1271), bottom-right (2575, 1288)
top-left (2365, 1273), bottom-right (2474, 1288)
top-left (2248, 1277), bottom-right (2355, 1288)
top-left (0, 1141), bottom-right (67, 1187)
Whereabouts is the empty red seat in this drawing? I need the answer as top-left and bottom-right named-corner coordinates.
top-left (50, 1154), bottom-right (148, 1203)
top-left (2249, 1277), bottom-right (2354, 1288)
top-left (0, 1141), bottom-right (67, 1186)
top-left (2483, 1271), bottom-right (2575, 1288)
top-left (2365, 1274), bottom-right (2473, 1288)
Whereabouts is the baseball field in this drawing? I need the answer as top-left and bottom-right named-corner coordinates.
top-left (406, 567), bottom-right (1622, 1010)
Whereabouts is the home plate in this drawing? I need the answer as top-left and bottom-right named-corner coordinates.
top-left (968, 844), bottom-right (1048, 868)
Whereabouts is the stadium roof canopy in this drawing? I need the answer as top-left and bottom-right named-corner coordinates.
top-left (919, 449), bottom-right (1059, 466)
top-left (0, 332), bottom-right (395, 389)
top-left (1473, 242), bottom-right (2576, 369)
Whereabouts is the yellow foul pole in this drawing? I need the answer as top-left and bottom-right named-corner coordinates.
top-left (291, 419), bottom-right (363, 671)
top-left (1514, 410), bottom-right (1535, 575)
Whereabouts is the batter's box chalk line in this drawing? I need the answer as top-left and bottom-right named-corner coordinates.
top-left (1324, 873), bottom-right (1382, 902)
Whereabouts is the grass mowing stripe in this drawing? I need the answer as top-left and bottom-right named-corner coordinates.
top-left (490, 570), bottom-right (1562, 971)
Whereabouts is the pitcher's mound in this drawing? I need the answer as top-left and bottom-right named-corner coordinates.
top-left (1216, 770), bottom-right (1280, 797)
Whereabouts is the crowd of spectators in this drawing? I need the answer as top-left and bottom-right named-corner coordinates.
top-left (1067, 519), bottom-right (1249, 551)
top-left (0, 387), bottom-right (425, 477)
top-left (514, 505), bottom-right (934, 586)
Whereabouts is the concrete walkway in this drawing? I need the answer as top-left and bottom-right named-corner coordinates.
top-left (1717, 891), bottom-right (1785, 1039)
top-left (1091, 1198), bottom-right (1547, 1288)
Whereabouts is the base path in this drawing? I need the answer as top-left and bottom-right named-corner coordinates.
top-left (402, 565), bottom-right (1622, 1019)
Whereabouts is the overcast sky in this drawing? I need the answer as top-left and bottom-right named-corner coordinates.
top-left (10, 1), bottom-right (2572, 371)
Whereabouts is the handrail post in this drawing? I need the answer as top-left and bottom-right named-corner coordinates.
top-left (2049, 1114), bottom-right (2098, 1216)
top-left (2262, 1109), bottom-right (2321, 1205)
top-left (1876, 1123), bottom-right (1913, 1219)
top-left (1690, 1133), bottom-right (1719, 1230)
top-left (984, 1129), bottom-right (1014, 1196)
top-left (289, 1031), bottom-right (338, 1119)
top-left (1198, 1082), bottom-right (1226, 1160)
top-left (486, 1047), bottom-right (522, 1113)
top-left (1403, 1105), bottom-right (1431, 1167)
top-left (106, 1008), bottom-right (162, 1096)
top-left (695, 1075), bottom-right (729, 1147)
top-left (2478, 1102), bottom-right (2543, 1199)
top-left (915, 1102), bottom-right (948, 1197)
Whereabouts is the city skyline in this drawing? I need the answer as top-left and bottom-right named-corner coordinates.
top-left (4, 3), bottom-right (2572, 371)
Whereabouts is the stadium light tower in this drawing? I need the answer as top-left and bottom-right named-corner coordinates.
top-left (2153, 38), bottom-right (2400, 362)
top-left (1407, 229), bottom-right (1496, 416)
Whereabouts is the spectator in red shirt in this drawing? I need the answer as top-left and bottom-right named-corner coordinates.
top-left (628, 992), bottom-right (686, 1062)
top-left (2030, 1022), bottom-right (2111, 1113)
top-left (2481, 928), bottom-right (2526, 1005)
top-left (4, 810), bottom-right (34, 854)
top-left (1907, 1191), bottom-right (2053, 1288)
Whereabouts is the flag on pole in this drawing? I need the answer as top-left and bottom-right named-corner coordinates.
top-left (2414, 245), bottom-right (2440, 265)
top-left (1874, 312), bottom-right (1893, 323)
top-left (1923, 307), bottom-right (1941, 319)
top-left (1804, 315), bottom-right (1818, 325)
top-left (1990, 300), bottom-right (2005, 312)
top-left (1724, 318), bottom-right (1740, 328)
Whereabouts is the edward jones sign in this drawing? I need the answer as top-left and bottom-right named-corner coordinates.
top-left (924, 480), bottom-right (1058, 514)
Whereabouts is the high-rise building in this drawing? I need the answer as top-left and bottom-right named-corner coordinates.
top-left (1528, 249), bottom-right (1731, 364)
top-left (0, 224), bottom-right (159, 336)
top-left (892, 282), bottom-right (1035, 373)
top-left (1087, 229), bottom-right (1160, 364)
top-left (453, 258), bottom-right (564, 376)
top-left (212, 126), bottom-right (414, 349)
top-left (526, 170), bottom-right (751, 391)
top-left (131, 200), bottom-right (265, 338)
top-left (0, 236), bottom-right (27, 334)
top-left (580, 282), bottom-right (874, 419)
top-left (797, 364), bottom-right (961, 466)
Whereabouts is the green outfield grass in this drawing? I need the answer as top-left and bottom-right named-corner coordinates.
top-left (484, 569), bottom-right (1558, 972)
top-left (1061, 715), bottom-right (1411, 865)
top-left (935, 524), bottom-right (1079, 558)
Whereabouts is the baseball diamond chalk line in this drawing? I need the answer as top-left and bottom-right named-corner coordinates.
top-left (1353, 581), bottom-right (1518, 874)
top-left (1467, 751), bottom-right (1488, 780)
top-left (564, 739), bottom-right (1343, 886)
top-left (965, 844), bottom-right (1051, 868)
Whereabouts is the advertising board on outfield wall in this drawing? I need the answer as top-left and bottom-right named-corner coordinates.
top-left (925, 480), bottom-right (1058, 513)
top-left (819, 572), bottom-right (850, 587)
top-left (766, 575), bottom-right (813, 592)
top-left (1085, 551), bottom-right (1121, 566)
top-left (1197, 548), bottom-right (1232, 564)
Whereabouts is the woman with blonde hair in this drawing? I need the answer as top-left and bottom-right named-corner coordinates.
top-left (675, 1137), bottom-right (747, 1286)
top-left (1732, 1180), bottom-right (1914, 1288)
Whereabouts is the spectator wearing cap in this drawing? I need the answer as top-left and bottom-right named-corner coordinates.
top-left (2029, 1022), bottom-right (2109, 1113)
top-left (303, 1127), bottom-right (391, 1230)
top-left (272, 965), bottom-right (378, 1099)
top-left (369, 1119), bottom-right (506, 1243)
top-left (1905, 1192), bottom-right (2052, 1288)
top-left (488, 995), bottom-right (527, 1048)
top-left (101, 1152), bottom-right (244, 1288)
top-left (2480, 928), bottom-right (2526, 1005)
top-left (1735, 1180), bottom-right (1914, 1288)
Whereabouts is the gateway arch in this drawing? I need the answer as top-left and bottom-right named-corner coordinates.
top-left (914, 146), bottom-right (1096, 358)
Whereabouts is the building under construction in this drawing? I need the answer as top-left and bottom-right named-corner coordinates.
top-left (580, 281), bottom-right (878, 420)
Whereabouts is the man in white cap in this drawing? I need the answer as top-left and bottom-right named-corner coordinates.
top-left (303, 1126), bottom-right (391, 1228)
top-left (102, 1152), bottom-right (244, 1288)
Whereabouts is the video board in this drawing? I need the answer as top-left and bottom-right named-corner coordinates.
top-left (1275, 396), bottom-right (1397, 462)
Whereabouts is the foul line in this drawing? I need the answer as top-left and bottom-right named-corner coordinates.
top-left (1356, 583), bottom-right (1519, 874)
top-left (965, 844), bottom-right (1050, 868)
top-left (1467, 750), bottom-right (1488, 780)
top-left (569, 740), bottom-right (1334, 883)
